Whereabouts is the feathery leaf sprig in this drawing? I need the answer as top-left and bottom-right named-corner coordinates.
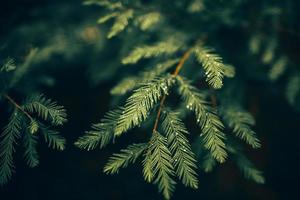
top-left (222, 107), bottom-right (261, 148)
top-left (177, 76), bottom-right (227, 163)
top-left (161, 109), bottom-right (198, 189)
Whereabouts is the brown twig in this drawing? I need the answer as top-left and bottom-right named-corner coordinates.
top-left (4, 94), bottom-right (33, 121)
top-left (152, 49), bottom-right (192, 133)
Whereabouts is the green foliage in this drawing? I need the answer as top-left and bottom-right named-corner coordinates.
top-left (161, 109), bottom-right (198, 189)
top-left (1, 58), bottom-right (16, 72)
top-left (177, 76), bottom-right (227, 163)
top-left (107, 9), bottom-right (134, 39)
top-left (0, 110), bottom-right (22, 186)
top-left (76, 2), bottom-right (270, 196)
top-left (23, 132), bottom-right (39, 168)
top-left (193, 46), bottom-right (227, 89)
top-left (122, 39), bottom-right (181, 65)
top-left (114, 75), bottom-right (174, 136)
top-left (143, 131), bottom-right (176, 200)
top-left (135, 12), bottom-right (161, 31)
top-left (0, 94), bottom-right (67, 185)
top-left (111, 59), bottom-right (178, 95)
top-left (269, 56), bottom-right (288, 81)
top-left (103, 143), bottom-right (147, 174)
top-left (23, 94), bottom-right (67, 126)
top-left (221, 106), bottom-right (261, 149)
top-left (75, 109), bottom-right (122, 150)
top-left (41, 128), bottom-right (66, 151)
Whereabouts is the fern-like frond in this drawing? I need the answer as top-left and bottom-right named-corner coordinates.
top-left (115, 75), bottom-right (174, 136)
top-left (122, 39), bottom-right (181, 65)
top-left (161, 109), bottom-right (198, 189)
top-left (143, 131), bottom-right (176, 200)
top-left (75, 109), bottom-right (122, 150)
top-left (111, 59), bottom-right (179, 95)
top-left (193, 46), bottom-right (226, 89)
top-left (23, 94), bottom-right (67, 126)
top-left (41, 128), bottom-right (66, 151)
top-left (177, 76), bottom-right (227, 163)
top-left (222, 107), bottom-right (261, 148)
top-left (28, 119), bottom-right (39, 134)
top-left (0, 110), bottom-right (22, 185)
top-left (23, 131), bottom-right (39, 168)
top-left (103, 143), bottom-right (147, 174)
top-left (107, 9), bottom-right (134, 39)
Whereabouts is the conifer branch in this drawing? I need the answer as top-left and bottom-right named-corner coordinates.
top-left (75, 109), bottom-right (122, 150)
top-left (23, 94), bottom-right (67, 126)
top-left (143, 131), bottom-right (176, 200)
top-left (103, 143), bottom-right (147, 174)
top-left (161, 109), bottom-right (198, 189)
top-left (152, 49), bottom-right (192, 133)
top-left (222, 107), bottom-right (261, 149)
top-left (177, 76), bottom-right (227, 163)
top-left (23, 132), bottom-right (39, 168)
top-left (0, 110), bottom-right (22, 185)
top-left (115, 75), bottom-right (174, 136)
top-left (3, 94), bottom-right (34, 121)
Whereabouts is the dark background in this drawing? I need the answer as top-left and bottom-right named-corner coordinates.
top-left (1, 0), bottom-right (300, 199)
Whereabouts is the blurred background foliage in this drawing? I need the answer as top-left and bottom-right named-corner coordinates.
top-left (0, 0), bottom-right (300, 199)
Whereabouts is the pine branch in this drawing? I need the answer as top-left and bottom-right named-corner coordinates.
top-left (23, 94), bottom-right (67, 126)
top-left (0, 110), bottom-right (22, 185)
top-left (4, 94), bottom-right (34, 121)
top-left (41, 127), bottom-right (66, 151)
top-left (177, 76), bottom-right (227, 163)
top-left (122, 39), bottom-right (181, 65)
top-left (143, 131), bottom-right (176, 200)
top-left (28, 119), bottom-right (39, 134)
top-left (111, 59), bottom-right (179, 95)
top-left (110, 76), bottom-right (139, 95)
top-left (193, 46), bottom-right (227, 89)
top-left (152, 50), bottom-right (192, 133)
top-left (115, 75), bottom-right (174, 136)
top-left (161, 109), bottom-right (198, 189)
top-left (23, 131), bottom-right (39, 168)
top-left (75, 109), bottom-right (122, 150)
top-left (103, 143), bottom-right (147, 174)
top-left (222, 107), bottom-right (261, 148)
